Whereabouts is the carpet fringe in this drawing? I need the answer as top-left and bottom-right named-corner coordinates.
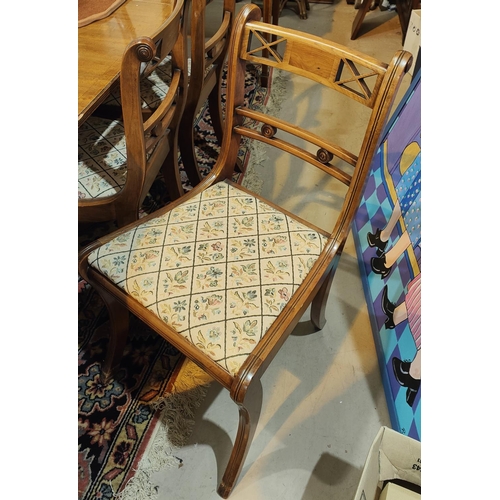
top-left (114, 361), bottom-right (212, 500)
top-left (113, 67), bottom-right (289, 500)
top-left (242, 68), bottom-right (290, 194)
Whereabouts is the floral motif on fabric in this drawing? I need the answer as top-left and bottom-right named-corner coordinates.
top-left (89, 181), bottom-right (327, 376)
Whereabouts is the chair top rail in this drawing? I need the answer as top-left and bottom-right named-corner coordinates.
top-left (241, 20), bottom-right (389, 108)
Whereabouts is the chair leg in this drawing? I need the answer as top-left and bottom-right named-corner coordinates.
top-left (296, 0), bottom-right (308, 19)
top-left (97, 286), bottom-right (131, 384)
top-left (217, 380), bottom-right (263, 498)
top-left (310, 266), bottom-right (337, 331)
top-left (351, 0), bottom-right (374, 40)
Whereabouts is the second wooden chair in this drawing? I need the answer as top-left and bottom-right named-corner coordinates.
top-left (78, 0), bottom-right (189, 228)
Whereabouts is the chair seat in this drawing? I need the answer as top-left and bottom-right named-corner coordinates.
top-left (78, 117), bottom-right (128, 199)
top-left (78, 113), bottom-right (162, 200)
top-left (87, 180), bottom-right (328, 375)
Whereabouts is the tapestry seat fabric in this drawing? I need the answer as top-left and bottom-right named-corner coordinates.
top-left (88, 180), bottom-right (328, 375)
top-left (78, 116), bottom-right (129, 199)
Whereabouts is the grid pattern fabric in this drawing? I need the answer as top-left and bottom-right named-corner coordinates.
top-left (88, 180), bottom-right (328, 375)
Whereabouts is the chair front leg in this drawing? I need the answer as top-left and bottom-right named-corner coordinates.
top-left (97, 286), bottom-right (131, 385)
top-left (217, 380), bottom-right (263, 498)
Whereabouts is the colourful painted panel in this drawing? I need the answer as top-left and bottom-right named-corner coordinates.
top-left (352, 72), bottom-right (421, 441)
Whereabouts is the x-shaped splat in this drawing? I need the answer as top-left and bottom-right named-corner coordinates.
top-left (247, 28), bottom-right (285, 64)
top-left (334, 58), bottom-right (377, 100)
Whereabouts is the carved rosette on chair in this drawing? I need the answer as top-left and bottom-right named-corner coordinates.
top-left (79, 4), bottom-right (412, 497)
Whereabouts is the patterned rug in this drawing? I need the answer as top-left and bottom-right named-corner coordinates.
top-left (78, 64), bottom-right (285, 500)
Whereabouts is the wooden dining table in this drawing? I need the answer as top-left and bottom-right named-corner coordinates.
top-left (78, 0), bottom-right (177, 126)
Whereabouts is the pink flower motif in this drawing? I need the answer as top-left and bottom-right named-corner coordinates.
top-left (212, 242), bottom-right (223, 252)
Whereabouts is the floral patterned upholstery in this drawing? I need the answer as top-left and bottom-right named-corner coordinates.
top-left (88, 180), bottom-right (328, 375)
top-left (78, 117), bottom-right (128, 199)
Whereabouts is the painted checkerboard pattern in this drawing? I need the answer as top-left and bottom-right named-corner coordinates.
top-left (353, 152), bottom-right (421, 440)
top-left (352, 75), bottom-right (421, 441)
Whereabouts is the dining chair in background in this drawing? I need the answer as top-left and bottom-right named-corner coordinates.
top-left (177, 0), bottom-right (235, 188)
top-left (78, 0), bottom-right (190, 228)
top-left (91, 0), bottom-right (236, 195)
top-left (79, 4), bottom-right (412, 497)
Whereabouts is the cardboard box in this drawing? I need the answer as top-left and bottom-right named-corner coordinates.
top-left (354, 427), bottom-right (421, 500)
top-left (379, 482), bottom-right (420, 500)
top-left (403, 9), bottom-right (421, 75)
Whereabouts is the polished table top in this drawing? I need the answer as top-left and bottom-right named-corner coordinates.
top-left (78, 0), bottom-right (177, 125)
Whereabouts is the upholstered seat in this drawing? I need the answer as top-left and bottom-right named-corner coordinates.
top-left (78, 117), bottom-right (127, 200)
top-left (87, 180), bottom-right (327, 375)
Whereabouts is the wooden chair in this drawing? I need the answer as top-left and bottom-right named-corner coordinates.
top-left (94, 0), bottom-right (236, 192)
top-left (78, 4), bottom-right (412, 497)
top-left (78, 0), bottom-right (189, 228)
top-left (178, 0), bottom-right (235, 189)
top-left (351, 0), bottom-right (420, 42)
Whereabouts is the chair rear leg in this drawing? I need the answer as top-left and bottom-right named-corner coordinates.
top-left (97, 286), bottom-right (130, 384)
top-left (310, 266), bottom-right (336, 331)
top-left (217, 380), bottom-right (263, 498)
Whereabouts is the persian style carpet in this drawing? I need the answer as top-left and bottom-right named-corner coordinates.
top-left (78, 64), bottom-right (284, 500)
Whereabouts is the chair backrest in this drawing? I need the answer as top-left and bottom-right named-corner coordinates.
top-left (203, 4), bottom-right (412, 254)
top-left (177, 0), bottom-right (235, 188)
top-left (118, 0), bottom-right (188, 210)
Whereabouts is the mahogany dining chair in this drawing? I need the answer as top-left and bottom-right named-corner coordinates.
top-left (79, 4), bottom-right (412, 496)
top-left (78, 0), bottom-right (190, 227)
top-left (94, 0), bottom-right (236, 193)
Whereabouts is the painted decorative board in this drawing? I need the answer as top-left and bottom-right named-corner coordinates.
top-left (352, 71), bottom-right (421, 441)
